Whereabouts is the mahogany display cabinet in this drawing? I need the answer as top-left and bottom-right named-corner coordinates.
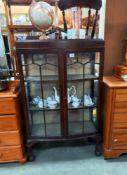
top-left (16, 39), bottom-right (104, 160)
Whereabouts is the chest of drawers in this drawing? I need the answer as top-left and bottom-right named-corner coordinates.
top-left (0, 81), bottom-right (26, 163)
top-left (102, 76), bottom-right (127, 158)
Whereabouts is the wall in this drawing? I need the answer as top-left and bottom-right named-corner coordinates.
top-left (0, 0), bottom-right (29, 14)
top-left (0, 0), bottom-right (5, 13)
top-left (99, 0), bottom-right (106, 39)
top-left (104, 0), bottom-right (127, 75)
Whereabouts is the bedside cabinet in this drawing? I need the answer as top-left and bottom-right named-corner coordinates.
top-left (102, 76), bottom-right (127, 159)
top-left (0, 81), bottom-right (26, 163)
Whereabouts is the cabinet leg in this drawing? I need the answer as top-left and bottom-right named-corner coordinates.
top-left (19, 157), bottom-right (27, 165)
top-left (95, 145), bottom-right (101, 156)
top-left (94, 134), bottom-right (102, 156)
top-left (27, 148), bottom-right (36, 162)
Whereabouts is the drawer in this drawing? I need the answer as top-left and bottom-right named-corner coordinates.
top-left (113, 122), bottom-right (127, 129)
top-left (0, 115), bottom-right (18, 131)
top-left (114, 102), bottom-right (127, 109)
top-left (0, 131), bottom-right (20, 146)
top-left (0, 146), bottom-right (23, 162)
top-left (112, 129), bottom-right (127, 149)
top-left (114, 107), bottom-right (127, 113)
top-left (113, 113), bottom-right (127, 123)
top-left (0, 98), bottom-right (16, 115)
top-left (115, 89), bottom-right (127, 102)
top-left (116, 89), bottom-right (127, 94)
top-left (113, 102), bottom-right (127, 127)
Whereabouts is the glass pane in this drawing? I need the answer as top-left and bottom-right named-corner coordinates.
top-left (67, 52), bottom-right (100, 136)
top-left (45, 111), bottom-right (61, 137)
top-left (67, 52), bottom-right (100, 78)
top-left (21, 53), bottom-right (61, 137)
top-left (68, 109), bottom-right (97, 135)
top-left (29, 111), bottom-right (45, 137)
top-left (29, 111), bottom-right (61, 137)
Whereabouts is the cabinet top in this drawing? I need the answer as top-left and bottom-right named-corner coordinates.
top-left (16, 39), bottom-right (104, 53)
top-left (103, 76), bottom-right (127, 88)
top-left (3, 0), bottom-right (56, 6)
top-left (0, 80), bottom-right (20, 98)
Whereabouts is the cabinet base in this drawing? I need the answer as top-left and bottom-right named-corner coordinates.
top-left (0, 156), bottom-right (26, 164)
top-left (103, 146), bottom-right (127, 159)
top-left (26, 135), bottom-right (102, 160)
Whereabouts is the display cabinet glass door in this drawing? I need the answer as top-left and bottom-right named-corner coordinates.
top-left (20, 53), bottom-right (61, 137)
top-left (66, 52), bottom-right (100, 136)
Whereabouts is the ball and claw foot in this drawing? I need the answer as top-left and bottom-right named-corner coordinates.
top-left (27, 149), bottom-right (36, 162)
top-left (95, 146), bottom-right (102, 156)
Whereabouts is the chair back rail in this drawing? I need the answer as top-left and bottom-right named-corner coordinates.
top-left (58, 0), bottom-right (102, 38)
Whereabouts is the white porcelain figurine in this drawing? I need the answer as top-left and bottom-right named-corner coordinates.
top-left (53, 86), bottom-right (60, 103)
top-left (46, 96), bottom-right (57, 109)
top-left (32, 96), bottom-right (41, 105)
top-left (84, 94), bottom-right (94, 106)
top-left (53, 86), bottom-right (74, 104)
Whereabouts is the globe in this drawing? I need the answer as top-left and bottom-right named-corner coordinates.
top-left (29, 1), bottom-right (54, 31)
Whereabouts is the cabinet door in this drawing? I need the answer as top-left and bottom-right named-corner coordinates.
top-left (66, 52), bottom-right (101, 136)
top-left (20, 53), bottom-right (61, 137)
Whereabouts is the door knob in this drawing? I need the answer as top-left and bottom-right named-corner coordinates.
top-left (114, 139), bottom-right (118, 142)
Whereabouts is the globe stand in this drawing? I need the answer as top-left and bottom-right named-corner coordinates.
top-left (29, 0), bottom-right (64, 40)
top-left (29, 0), bottom-right (54, 40)
top-left (39, 32), bottom-right (49, 40)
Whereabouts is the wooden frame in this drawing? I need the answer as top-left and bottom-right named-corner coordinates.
top-left (16, 39), bottom-right (104, 160)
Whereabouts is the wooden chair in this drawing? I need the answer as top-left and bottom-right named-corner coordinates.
top-left (58, 0), bottom-right (102, 38)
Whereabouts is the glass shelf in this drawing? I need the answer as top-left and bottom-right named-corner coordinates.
top-left (30, 120), bottom-right (97, 137)
top-left (28, 103), bottom-right (60, 111)
top-left (25, 75), bottom-right (59, 82)
top-left (24, 74), bottom-right (99, 82)
top-left (27, 103), bottom-right (97, 111)
top-left (68, 104), bottom-right (97, 110)
top-left (68, 74), bottom-right (99, 81)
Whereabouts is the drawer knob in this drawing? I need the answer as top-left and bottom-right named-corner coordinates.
top-left (114, 139), bottom-right (118, 142)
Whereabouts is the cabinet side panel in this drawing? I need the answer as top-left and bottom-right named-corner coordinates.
top-left (103, 85), bottom-right (114, 149)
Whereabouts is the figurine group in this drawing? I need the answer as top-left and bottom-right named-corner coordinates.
top-left (32, 86), bottom-right (94, 109)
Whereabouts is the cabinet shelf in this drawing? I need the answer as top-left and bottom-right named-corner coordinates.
top-left (29, 104), bottom-right (60, 111)
top-left (31, 121), bottom-right (97, 137)
top-left (8, 25), bottom-right (38, 32)
top-left (25, 75), bottom-right (59, 82)
top-left (28, 103), bottom-right (97, 111)
top-left (25, 74), bottom-right (99, 82)
top-left (68, 104), bottom-right (97, 110)
top-left (68, 74), bottom-right (99, 81)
